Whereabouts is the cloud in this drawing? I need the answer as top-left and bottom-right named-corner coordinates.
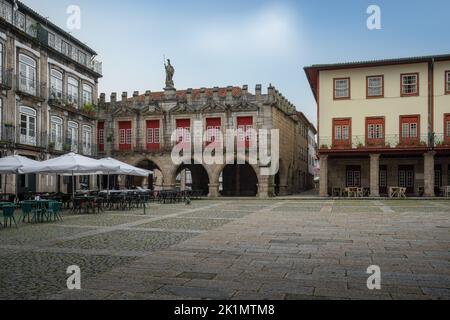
top-left (191, 4), bottom-right (300, 58)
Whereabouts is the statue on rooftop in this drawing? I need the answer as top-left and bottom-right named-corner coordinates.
top-left (164, 59), bottom-right (175, 88)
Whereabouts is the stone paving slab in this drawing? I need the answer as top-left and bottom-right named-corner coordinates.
top-left (1, 199), bottom-right (449, 300)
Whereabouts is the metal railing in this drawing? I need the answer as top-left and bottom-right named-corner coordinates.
top-left (16, 74), bottom-right (43, 98)
top-left (318, 134), bottom-right (449, 150)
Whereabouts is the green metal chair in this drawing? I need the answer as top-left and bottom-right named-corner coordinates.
top-left (2, 205), bottom-right (17, 228)
top-left (47, 201), bottom-right (63, 222)
top-left (20, 202), bottom-right (34, 223)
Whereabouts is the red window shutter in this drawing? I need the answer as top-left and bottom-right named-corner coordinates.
top-left (98, 121), bottom-right (105, 152)
top-left (237, 117), bottom-right (253, 148)
top-left (206, 118), bottom-right (221, 144)
top-left (176, 119), bottom-right (191, 143)
top-left (146, 120), bottom-right (160, 151)
top-left (366, 117), bottom-right (385, 147)
top-left (400, 116), bottom-right (420, 145)
top-left (118, 121), bottom-right (132, 150)
top-left (445, 114), bottom-right (450, 144)
top-left (332, 119), bottom-right (351, 148)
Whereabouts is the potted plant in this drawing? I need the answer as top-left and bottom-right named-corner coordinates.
top-left (81, 103), bottom-right (97, 116)
top-left (63, 143), bottom-right (71, 152)
top-left (4, 122), bottom-right (14, 128)
top-left (48, 142), bottom-right (55, 151)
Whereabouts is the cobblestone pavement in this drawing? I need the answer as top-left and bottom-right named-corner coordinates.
top-left (0, 200), bottom-right (449, 300)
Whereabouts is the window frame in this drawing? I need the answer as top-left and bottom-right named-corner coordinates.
top-left (68, 121), bottom-right (79, 153)
top-left (19, 106), bottom-right (37, 146)
top-left (445, 71), bottom-right (450, 95)
top-left (333, 77), bottom-right (351, 100)
top-left (401, 73), bottom-right (419, 97)
top-left (332, 118), bottom-right (352, 148)
top-left (366, 117), bottom-right (385, 147)
top-left (50, 116), bottom-right (63, 150)
top-left (445, 113), bottom-right (450, 143)
top-left (399, 115), bottom-right (421, 144)
top-left (366, 75), bottom-right (384, 98)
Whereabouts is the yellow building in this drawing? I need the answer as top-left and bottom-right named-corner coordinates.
top-left (305, 54), bottom-right (450, 197)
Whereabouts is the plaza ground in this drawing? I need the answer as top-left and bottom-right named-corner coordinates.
top-left (0, 199), bottom-right (449, 300)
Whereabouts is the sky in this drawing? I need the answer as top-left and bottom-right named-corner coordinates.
top-left (21, 0), bottom-right (450, 126)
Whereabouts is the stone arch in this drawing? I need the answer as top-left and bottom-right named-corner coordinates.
top-left (216, 161), bottom-right (259, 197)
top-left (129, 155), bottom-right (166, 190)
top-left (172, 159), bottom-right (212, 196)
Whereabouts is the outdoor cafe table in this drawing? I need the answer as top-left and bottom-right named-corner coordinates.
top-left (389, 187), bottom-right (407, 199)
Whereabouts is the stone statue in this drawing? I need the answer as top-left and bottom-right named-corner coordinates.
top-left (164, 59), bottom-right (175, 88)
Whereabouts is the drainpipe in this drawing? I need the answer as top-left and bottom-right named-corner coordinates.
top-left (428, 58), bottom-right (435, 149)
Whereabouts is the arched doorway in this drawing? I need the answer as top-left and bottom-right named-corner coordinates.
top-left (134, 159), bottom-right (164, 190)
top-left (175, 162), bottom-right (210, 196)
top-left (220, 163), bottom-right (258, 197)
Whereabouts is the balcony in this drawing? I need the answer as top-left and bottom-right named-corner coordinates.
top-left (48, 90), bottom-right (97, 118)
top-left (16, 75), bottom-right (44, 100)
top-left (317, 134), bottom-right (445, 153)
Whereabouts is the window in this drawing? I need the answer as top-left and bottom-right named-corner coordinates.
top-left (367, 76), bottom-right (384, 98)
top-left (14, 11), bottom-right (25, 30)
top-left (68, 121), bottom-right (79, 153)
top-left (18, 54), bottom-right (37, 96)
top-left (401, 73), bottom-right (419, 96)
top-left (445, 114), bottom-right (450, 143)
top-left (82, 126), bottom-right (92, 155)
top-left (50, 69), bottom-right (63, 100)
top-left (333, 118), bottom-right (351, 147)
top-left (67, 77), bottom-right (79, 106)
top-left (346, 166), bottom-right (361, 187)
top-left (50, 116), bottom-right (63, 151)
top-left (206, 118), bottom-right (221, 143)
top-left (446, 71), bottom-right (450, 94)
top-left (98, 122), bottom-right (105, 152)
top-left (82, 84), bottom-right (93, 106)
top-left (400, 115), bottom-right (420, 144)
top-left (334, 78), bottom-right (350, 99)
top-left (366, 117), bottom-right (385, 146)
top-left (78, 50), bottom-right (87, 66)
top-left (48, 33), bottom-right (56, 48)
top-left (176, 119), bottom-right (191, 144)
top-left (237, 117), bottom-right (254, 148)
top-left (146, 120), bottom-right (161, 151)
top-left (19, 106), bottom-right (36, 146)
top-left (61, 41), bottom-right (72, 57)
top-left (119, 121), bottom-right (132, 150)
top-left (0, 0), bottom-right (13, 23)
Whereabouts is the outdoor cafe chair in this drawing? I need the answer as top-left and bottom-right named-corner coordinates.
top-left (2, 205), bottom-right (18, 228)
top-left (20, 202), bottom-right (34, 223)
top-left (47, 201), bottom-right (63, 222)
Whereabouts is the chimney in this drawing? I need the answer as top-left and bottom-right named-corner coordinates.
top-left (110, 92), bottom-right (117, 104)
top-left (212, 87), bottom-right (219, 101)
top-left (186, 88), bottom-right (193, 104)
top-left (255, 84), bottom-right (262, 101)
top-left (200, 87), bottom-right (207, 102)
top-left (133, 91), bottom-right (139, 105)
top-left (99, 93), bottom-right (106, 104)
top-left (144, 90), bottom-right (152, 105)
top-left (121, 92), bottom-right (128, 103)
top-left (226, 86), bottom-right (233, 102)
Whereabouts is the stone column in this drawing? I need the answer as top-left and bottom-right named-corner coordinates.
top-left (257, 175), bottom-right (270, 199)
top-left (208, 183), bottom-right (220, 198)
top-left (319, 155), bottom-right (329, 197)
top-left (424, 152), bottom-right (436, 197)
top-left (370, 154), bottom-right (380, 197)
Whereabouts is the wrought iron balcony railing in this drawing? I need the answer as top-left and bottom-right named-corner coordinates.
top-left (16, 74), bottom-right (43, 99)
top-left (318, 134), bottom-right (449, 151)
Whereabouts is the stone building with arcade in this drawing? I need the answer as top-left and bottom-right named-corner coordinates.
top-left (96, 81), bottom-right (312, 198)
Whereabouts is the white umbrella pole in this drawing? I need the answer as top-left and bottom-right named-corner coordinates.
top-left (72, 171), bottom-right (75, 200)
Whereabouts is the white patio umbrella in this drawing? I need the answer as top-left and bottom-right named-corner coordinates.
top-left (0, 155), bottom-right (40, 201)
top-left (98, 158), bottom-right (153, 195)
top-left (19, 153), bottom-right (120, 199)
